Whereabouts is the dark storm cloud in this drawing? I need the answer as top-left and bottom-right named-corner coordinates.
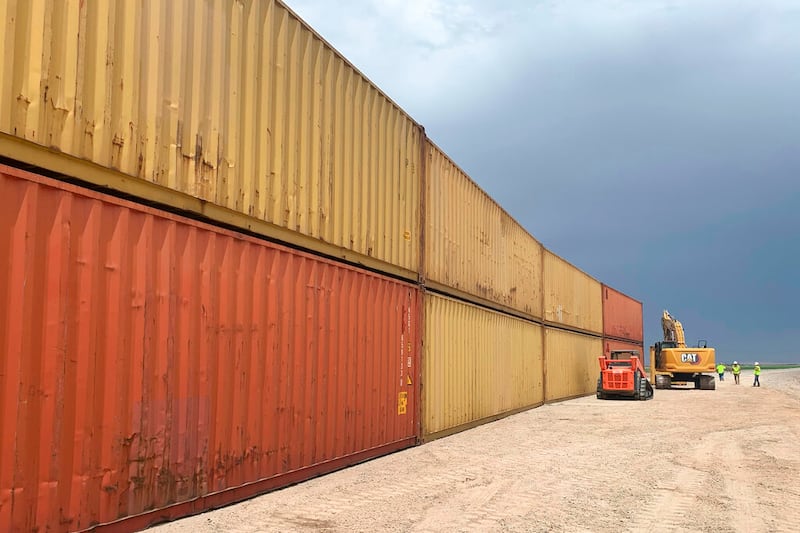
top-left (430, 3), bottom-right (800, 361)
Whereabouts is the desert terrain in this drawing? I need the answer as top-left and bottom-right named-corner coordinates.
top-left (151, 368), bottom-right (800, 533)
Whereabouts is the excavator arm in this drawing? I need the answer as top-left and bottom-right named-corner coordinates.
top-left (661, 310), bottom-right (686, 347)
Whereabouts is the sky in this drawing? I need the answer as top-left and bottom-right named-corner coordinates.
top-left (286, 0), bottom-right (800, 363)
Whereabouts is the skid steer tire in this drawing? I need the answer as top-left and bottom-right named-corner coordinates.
top-left (633, 370), bottom-right (646, 400)
top-left (637, 372), bottom-right (648, 400)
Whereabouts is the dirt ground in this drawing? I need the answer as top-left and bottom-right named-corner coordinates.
top-left (149, 368), bottom-right (800, 533)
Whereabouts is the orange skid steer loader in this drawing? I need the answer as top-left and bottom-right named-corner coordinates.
top-left (597, 350), bottom-right (654, 400)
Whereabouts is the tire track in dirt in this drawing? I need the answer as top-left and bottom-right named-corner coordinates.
top-left (627, 463), bottom-right (709, 532)
top-left (626, 431), bottom-right (720, 533)
top-left (740, 425), bottom-right (800, 533)
top-left (710, 431), bottom-right (759, 533)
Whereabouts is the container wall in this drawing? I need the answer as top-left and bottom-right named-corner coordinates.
top-left (542, 250), bottom-right (603, 334)
top-left (424, 142), bottom-right (543, 318)
top-left (0, 0), bottom-right (421, 276)
top-left (422, 293), bottom-right (544, 439)
top-left (602, 284), bottom-right (643, 342)
top-left (0, 164), bottom-right (419, 532)
top-left (544, 328), bottom-right (604, 402)
top-left (604, 339), bottom-right (646, 362)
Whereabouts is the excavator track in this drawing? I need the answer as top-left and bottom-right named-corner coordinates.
top-left (698, 374), bottom-right (716, 390)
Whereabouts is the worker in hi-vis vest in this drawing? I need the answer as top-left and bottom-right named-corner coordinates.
top-left (753, 362), bottom-right (761, 387)
top-left (731, 361), bottom-right (741, 385)
top-left (716, 362), bottom-right (726, 381)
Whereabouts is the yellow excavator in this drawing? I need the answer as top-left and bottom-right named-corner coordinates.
top-left (650, 310), bottom-right (716, 390)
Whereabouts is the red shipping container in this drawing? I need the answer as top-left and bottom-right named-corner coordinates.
top-left (603, 339), bottom-right (646, 363)
top-left (0, 164), bottom-right (420, 532)
top-left (601, 285), bottom-right (643, 342)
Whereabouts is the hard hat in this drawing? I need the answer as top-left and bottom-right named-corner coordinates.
top-left (733, 361), bottom-right (738, 364)
top-left (754, 362), bottom-right (759, 365)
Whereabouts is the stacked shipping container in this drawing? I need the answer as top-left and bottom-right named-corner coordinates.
top-left (601, 285), bottom-right (646, 363)
top-left (0, 0), bottom-right (423, 280)
top-left (0, 0), bottom-right (643, 530)
top-left (0, 166), bottom-right (419, 531)
top-left (420, 143), bottom-right (549, 438)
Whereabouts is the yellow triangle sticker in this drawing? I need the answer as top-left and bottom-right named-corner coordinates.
top-left (406, 375), bottom-right (413, 385)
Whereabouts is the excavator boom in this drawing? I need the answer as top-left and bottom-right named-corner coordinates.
top-left (661, 310), bottom-right (686, 347)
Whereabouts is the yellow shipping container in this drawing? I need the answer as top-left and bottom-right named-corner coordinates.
top-left (424, 142), bottom-right (542, 318)
top-left (423, 292), bottom-right (544, 440)
top-left (0, 0), bottom-right (422, 279)
top-left (543, 328), bottom-right (603, 402)
top-left (543, 250), bottom-right (603, 334)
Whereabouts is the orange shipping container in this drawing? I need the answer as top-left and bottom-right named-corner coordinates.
top-left (602, 285), bottom-right (644, 342)
top-left (0, 164), bottom-right (419, 532)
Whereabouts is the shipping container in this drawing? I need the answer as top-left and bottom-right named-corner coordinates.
top-left (602, 284), bottom-right (643, 342)
top-left (543, 328), bottom-right (604, 402)
top-left (0, 164), bottom-right (419, 532)
top-left (542, 250), bottom-right (603, 334)
top-left (422, 293), bottom-right (544, 441)
top-left (603, 338), bottom-right (646, 364)
top-left (0, 0), bottom-right (422, 280)
top-left (424, 142), bottom-right (543, 318)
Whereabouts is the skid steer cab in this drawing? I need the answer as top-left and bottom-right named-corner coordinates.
top-left (597, 350), bottom-right (654, 400)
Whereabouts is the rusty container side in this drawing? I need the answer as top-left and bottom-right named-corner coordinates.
top-left (422, 293), bottom-right (544, 441)
top-left (0, 164), bottom-right (419, 533)
top-left (601, 284), bottom-right (643, 342)
top-left (604, 338), bottom-right (646, 363)
top-left (424, 142), bottom-right (543, 318)
top-left (0, 0), bottom-right (421, 279)
top-left (542, 250), bottom-right (603, 334)
top-left (543, 328), bottom-right (604, 402)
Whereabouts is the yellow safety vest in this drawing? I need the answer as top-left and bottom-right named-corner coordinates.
top-left (754, 365), bottom-right (761, 376)
top-left (716, 364), bottom-right (725, 373)
top-left (732, 365), bottom-right (741, 375)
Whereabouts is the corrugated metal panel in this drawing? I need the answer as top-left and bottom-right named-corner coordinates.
top-left (424, 142), bottom-right (543, 318)
top-left (603, 338), bottom-right (647, 374)
top-left (604, 339), bottom-right (646, 362)
top-left (0, 0), bottom-right (421, 277)
top-left (0, 164), bottom-right (419, 532)
top-left (544, 328), bottom-right (603, 402)
top-left (422, 293), bottom-right (544, 439)
top-left (542, 250), bottom-right (603, 334)
top-left (602, 285), bottom-right (643, 342)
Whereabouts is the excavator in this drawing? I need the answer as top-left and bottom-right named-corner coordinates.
top-left (650, 310), bottom-right (716, 390)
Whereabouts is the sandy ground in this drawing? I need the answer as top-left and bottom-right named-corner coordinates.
top-left (149, 369), bottom-right (800, 533)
